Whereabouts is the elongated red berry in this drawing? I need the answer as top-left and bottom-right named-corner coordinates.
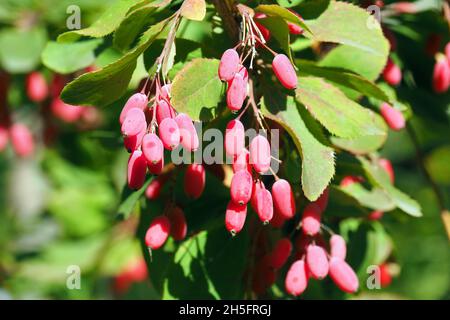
top-left (368, 210), bottom-right (384, 220)
top-left (156, 99), bottom-right (175, 125)
top-left (51, 98), bottom-right (84, 123)
top-left (219, 49), bottom-right (240, 82)
top-left (238, 65), bottom-right (248, 101)
top-left (378, 158), bottom-right (394, 183)
top-left (10, 123), bottom-right (34, 157)
top-left (330, 235), bottom-right (347, 260)
top-left (26, 72), bottom-right (48, 102)
top-left (127, 150), bottom-right (147, 190)
top-left (383, 58), bottom-right (402, 86)
top-left (270, 206), bottom-right (287, 228)
top-left (253, 183), bottom-right (274, 223)
top-left (230, 170), bottom-right (253, 205)
top-left (124, 125), bottom-right (146, 153)
top-left (270, 238), bottom-right (292, 269)
top-left (287, 10), bottom-right (304, 35)
top-left (232, 149), bottom-right (251, 173)
top-left (148, 158), bottom-right (164, 175)
top-left (120, 93), bottom-right (148, 124)
top-left (272, 54), bottom-right (297, 89)
top-left (159, 118), bottom-right (180, 150)
top-left (225, 119), bottom-right (245, 156)
top-left (145, 215), bottom-right (170, 250)
top-left (251, 180), bottom-right (264, 212)
top-left (380, 102), bottom-right (405, 131)
top-left (121, 108), bottom-right (147, 137)
top-left (302, 203), bottom-right (322, 236)
top-left (227, 73), bottom-right (246, 111)
top-left (175, 113), bottom-right (199, 151)
top-left (391, 1), bottom-right (417, 14)
top-left (272, 179), bottom-right (296, 219)
top-left (142, 133), bottom-right (163, 164)
top-left (184, 163), bottom-right (206, 199)
top-left (225, 200), bottom-right (247, 235)
top-left (314, 187), bottom-right (329, 212)
top-left (0, 125), bottom-right (9, 152)
top-left (340, 175), bottom-right (363, 187)
top-left (379, 263), bottom-right (392, 288)
top-left (168, 206), bottom-right (187, 241)
top-left (285, 260), bottom-right (308, 296)
top-left (445, 42), bottom-right (450, 61)
top-left (160, 84), bottom-right (171, 101)
top-left (306, 244), bottom-right (329, 280)
top-left (249, 135), bottom-right (271, 174)
top-left (329, 257), bottom-right (359, 293)
top-left (145, 177), bottom-right (165, 200)
top-left (432, 55), bottom-right (450, 93)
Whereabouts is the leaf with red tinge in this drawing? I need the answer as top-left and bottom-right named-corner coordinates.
top-left (181, 0), bottom-right (206, 21)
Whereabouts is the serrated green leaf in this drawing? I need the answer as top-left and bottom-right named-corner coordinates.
top-left (61, 20), bottom-right (168, 107)
top-left (296, 77), bottom-right (385, 139)
top-left (339, 184), bottom-right (396, 212)
top-left (42, 39), bottom-right (102, 74)
top-left (256, 4), bottom-right (312, 34)
top-left (257, 16), bottom-right (293, 62)
top-left (262, 95), bottom-right (334, 201)
top-left (171, 58), bottom-right (224, 121)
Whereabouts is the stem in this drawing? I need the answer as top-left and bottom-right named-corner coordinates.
top-left (211, 0), bottom-right (240, 42)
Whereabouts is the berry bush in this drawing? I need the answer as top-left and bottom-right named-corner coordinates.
top-left (0, 0), bottom-right (449, 300)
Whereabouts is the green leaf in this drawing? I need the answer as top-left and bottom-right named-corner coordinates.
top-left (358, 156), bottom-right (423, 217)
top-left (0, 27), bottom-right (47, 73)
top-left (42, 39), bottom-right (102, 74)
top-left (256, 4), bottom-right (312, 34)
top-left (295, 77), bottom-right (385, 139)
top-left (58, 0), bottom-right (138, 42)
top-left (425, 145), bottom-right (450, 186)
top-left (339, 184), bottom-right (396, 212)
top-left (171, 58), bottom-right (224, 121)
top-left (180, 0), bottom-right (206, 21)
top-left (257, 16), bottom-right (293, 61)
top-left (117, 178), bottom-right (152, 219)
top-left (61, 20), bottom-right (168, 107)
top-left (261, 95), bottom-right (335, 201)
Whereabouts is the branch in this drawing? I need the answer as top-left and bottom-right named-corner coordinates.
top-left (210, 0), bottom-right (240, 42)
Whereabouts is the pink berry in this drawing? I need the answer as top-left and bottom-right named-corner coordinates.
top-left (232, 149), bottom-right (251, 173)
top-left (119, 93), bottom-right (148, 124)
top-left (175, 113), bottom-right (199, 151)
top-left (287, 10), bottom-right (304, 35)
top-left (225, 119), bottom-right (245, 157)
top-left (168, 206), bottom-right (187, 241)
top-left (219, 49), bottom-right (240, 82)
top-left (123, 125), bottom-right (145, 153)
top-left (0, 125), bottom-right (9, 152)
top-left (148, 158), bottom-right (164, 175)
top-left (368, 210), bottom-right (384, 220)
top-left (329, 257), bottom-right (359, 293)
top-left (145, 215), bottom-right (170, 250)
top-left (160, 84), bottom-right (172, 101)
top-left (225, 200), bottom-right (247, 235)
top-left (272, 179), bottom-right (296, 219)
top-left (156, 99), bottom-right (175, 125)
top-left (378, 158), bottom-right (394, 183)
top-left (127, 150), bottom-right (147, 190)
top-left (432, 56), bottom-right (450, 93)
top-left (51, 98), bottom-right (84, 123)
top-left (383, 58), bottom-right (402, 86)
top-left (142, 133), bottom-right (164, 164)
top-left (272, 54), bottom-right (297, 89)
top-left (26, 72), bottom-right (48, 102)
top-left (380, 102), bottom-right (405, 131)
top-left (270, 238), bottom-right (292, 269)
top-left (252, 182), bottom-right (273, 223)
top-left (285, 260), bottom-right (308, 296)
top-left (184, 163), bottom-right (206, 199)
top-left (249, 135), bottom-right (271, 174)
top-left (237, 65), bottom-right (248, 101)
top-left (158, 118), bottom-right (180, 150)
top-left (145, 177), bottom-right (165, 200)
top-left (121, 108), bottom-right (147, 137)
top-left (330, 235), bottom-right (347, 260)
top-left (340, 175), bottom-right (363, 187)
top-left (10, 123), bottom-right (34, 157)
top-left (230, 170), bottom-right (253, 205)
top-left (301, 203), bottom-right (322, 236)
top-left (306, 244), bottom-right (329, 280)
top-left (314, 187), bottom-right (329, 212)
top-left (227, 73), bottom-right (246, 111)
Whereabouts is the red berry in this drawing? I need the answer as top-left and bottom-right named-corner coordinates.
top-left (156, 99), bottom-right (175, 125)
top-left (254, 13), bottom-right (271, 42)
top-left (121, 108), bottom-right (147, 137)
top-left (184, 163), bottom-right (206, 199)
top-left (330, 235), bottom-right (347, 260)
top-left (225, 119), bottom-right (245, 157)
top-left (314, 187), bottom-right (329, 212)
top-left (26, 72), bottom-right (48, 102)
top-left (10, 123), bottom-right (34, 157)
top-left (175, 113), bottom-right (199, 151)
top-left (301, 203), bottom-right (322, 236)
top-left (142, 133), bottom-right (164, 164)
top-left (383, 58), bottom-right (402, 86)
top-left (380, 102), bottom-right (405, 131)
top-left (148, 158), bottom-right (164, 175)
top-left (378, 158), bottom-right (394, 183)
top-left (270, 206), bottom-right (287, 228)
top-left (237, 65), bottom-right (248, 101)
top-left (124, 126), bottom-right (145, 153)
top-left (253, 182), bottom-right (274, 223)
top-left (127, 150), bottom-right (147, 190)
top-left (113, 258), bottom-right (148, 295)
top-left (160, 84), bottom-right (171, 101)
top-left (145, 177), bottom-right (166, 200)
top-left (432, 56), bottom-right (450, 93)
top-left (340, 175), bottom-right (363, 187)
top-left (329, 257), bottom-right (359, 293)
top-left (285, 260), bottom-right (308, 296)
top-left (272, 54), bottom-right (297, 90)
top-left (168, 206), bottom-right (187, 241)
top-left (219, 49), bottom-right (240, 82)
top-left (368, 210), bottom-right (384, 220)
top-left (51, 98), bottom-right (84, 123)
top-left (159, 118), bottom-right (180, 150)
top-left (225, 200), bottom-right (247, 235)
top-left (270, 238), bottom-right (292, 269)
top-left (287, 10), bottom-right (304, 35)
top-left (230, 170), bottom-right (253, 205)
top-left (232, 148), bottom-right (251, 173)
top-left (0, 125), bottom-right (9, 152)
top-left (227, 73), bottom-right (246, 111)
top-left (272, 179), bottom-right (296, 219)
top-left (249, 135), bottom-right (271, 174)
top-left (379, 263), bottom-right (392, 288)
top-left (145, 215), bottom-right (170, 250)
top-left (120, 93), bottom-right (148, 124)
top-left (391, 1), bottom-right (417, 14)
top-left (445, 42), bottom-right (450, 62)
top-left (306, 244), bottom-right (329, 280)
